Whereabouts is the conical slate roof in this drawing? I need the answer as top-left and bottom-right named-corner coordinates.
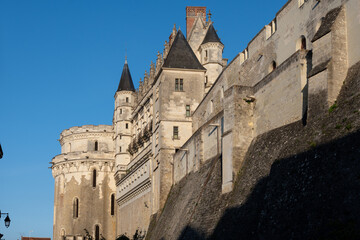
top-left (201, 24), bottom-right (222, 45)
top-left (163, 30), bottom-right (205, 70)
top-left (117, 59), bottom-right (135, 92)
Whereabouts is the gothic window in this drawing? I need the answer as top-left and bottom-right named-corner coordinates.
top-left (186, 105), bottom-right (191, 117)
top-left (173, 126), bottom-right (179, 139)
top-left (92, 169), bottom-right (97, 188)
top-left (95, 225), bottom-right (100, 240)
top-left (73, 198), bottom-right (79, 218)
top-left (111, 194), bottom-right (115, 216)
top-left (94, 141), bottom-right (98, 151)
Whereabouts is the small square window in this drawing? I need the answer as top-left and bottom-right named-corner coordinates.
top-left (173, 126), bottom-right (179, 139)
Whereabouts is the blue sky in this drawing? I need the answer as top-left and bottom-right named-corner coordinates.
top-left (0, 0), bottom-right (287, 239)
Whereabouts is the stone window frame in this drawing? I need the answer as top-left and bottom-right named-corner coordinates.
top-left (92, 169), bottom-right (97, 188)
top-left (173, 126), bottom-right (179, 140)
top-left (110, 193), bottom-right (115, 216)
top-left (186, 105), bottom-right (191, 117)
top-left (73, 197), bottom-right (79, 219)
top-left (175, 78), bottom-right (184, 92)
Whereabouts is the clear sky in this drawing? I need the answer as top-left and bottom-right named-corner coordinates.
top-left (0, 0), bottom-right (287, 239)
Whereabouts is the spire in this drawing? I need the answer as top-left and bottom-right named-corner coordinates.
top-left (163, 30), bottom-right (205, 70)
top-left (201, 23), bottom-right (222, 45)
top-left (117, 58), bottom-right (135, 92)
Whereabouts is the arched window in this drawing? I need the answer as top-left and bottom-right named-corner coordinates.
top-left (92, 169), bottom-right (97, 188)
top-left (296, 35), bottom-right (307, 51)
top-left (95, 225), bottom-right (100, 240)
top-left (301, 36), bottom-right (306, 50)
top-left (73, 198), bottom-right (79, 218)
top-left (111, 194), bottom-right (115, 216)
top-left (269, 61), bottom-right (277, 73)
top-left (94, 141), bottom-right (98, 151)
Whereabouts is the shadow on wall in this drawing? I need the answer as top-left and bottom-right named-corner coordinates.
top-left (177, 130), bottom-right (360, 240)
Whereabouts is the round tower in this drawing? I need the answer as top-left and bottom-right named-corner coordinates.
top-left (113, 58), bottom-right (136, 179)
top-left (51, 125), bottom-right (116, 240)
top-left (200, 23), bottom-right (224, 92)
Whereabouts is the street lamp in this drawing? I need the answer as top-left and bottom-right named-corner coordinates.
top-left (0, 211), bottom-right (11, 228)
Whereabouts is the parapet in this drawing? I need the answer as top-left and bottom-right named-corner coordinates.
top-left (60, 125), bottom-right (113, 138)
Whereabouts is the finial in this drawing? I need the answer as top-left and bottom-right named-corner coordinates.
top-left (125, 43), bottom-right (128, 64)
top-left (207, 9), bottom-right (212, 22)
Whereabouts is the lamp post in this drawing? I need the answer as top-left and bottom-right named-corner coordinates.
top-left (0, 211), bottom-right (11, 228)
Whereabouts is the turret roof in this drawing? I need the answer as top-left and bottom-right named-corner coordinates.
top-left (163, 30), bottom-right (205, 70)
top-left (201, 23), bottom-right (222, 45)
top-left (117, 59), bottom-right (135, 92)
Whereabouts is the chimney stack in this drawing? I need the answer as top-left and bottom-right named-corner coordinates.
top-left (186, 6), bottom-right (206, 38)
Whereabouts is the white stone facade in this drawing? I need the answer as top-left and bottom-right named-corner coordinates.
top-left (52, 0), bottom-right (360, 239)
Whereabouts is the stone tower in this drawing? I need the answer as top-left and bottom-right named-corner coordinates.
top-left (113, 59), bottom-right (136, 230)
top-left (199, 23), bottom-right (224, 92)
top-left (113, 58), bottom-right (136, 176)
top-left (51, 125), bottom-right (116, 240)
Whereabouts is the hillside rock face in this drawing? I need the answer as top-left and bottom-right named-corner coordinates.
top-left (146, 62), bottom-right (360, 240)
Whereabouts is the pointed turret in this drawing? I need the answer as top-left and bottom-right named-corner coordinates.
top-left (163, 30), bottom-right (205, 70)
top-left (117, 59), bottom-right (135, 92)
top-left (201, 23), bottom-right (222, 45)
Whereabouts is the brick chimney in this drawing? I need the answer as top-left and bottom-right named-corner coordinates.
top-left (186, 6), bottom-right (206, 38)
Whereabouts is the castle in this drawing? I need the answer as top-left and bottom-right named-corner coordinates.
top-left (51, 0), bottom-right (360, 239)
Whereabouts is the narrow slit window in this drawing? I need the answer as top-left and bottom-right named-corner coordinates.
top-left (92, 169), bottom-right (97, 188)
top-left (120, 109), bottom-right (122, 114)
top-left (126, 97), bottom-right (129, 103)
top-left (175, 79), bottom-right (179, 91)
top-left (126, 123), bottom-right (129, 129)
top-left (94, 141), bottom-right (98, 151)
top-left (173, 126), bottom-right (179, 139)
top-left (179, 79), bottom-right (183, 91)
top-left (111, 194), bottom-right (115, 216)
top-left (73, 198), bottom-right (79, 218)
top-left (95, 225), bottom-right (100, 240)
top-left (186, 105), bottom-right (191, 117)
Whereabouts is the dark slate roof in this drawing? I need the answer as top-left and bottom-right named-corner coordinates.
top-left (163, 30), bottom-right (206, 70)
top-left (117, 60), bottom-right (135, 92)
top-left (202, 24), bottom-right (222, 45)
top-left (312, 6), bottom-right (342, 42)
